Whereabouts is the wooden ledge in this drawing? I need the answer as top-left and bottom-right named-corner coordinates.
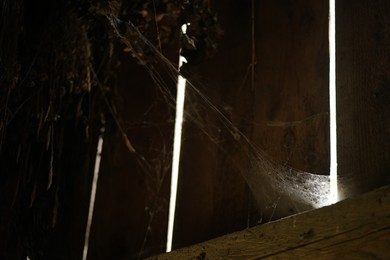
top-left (150, 185), bottom-right (390, 259)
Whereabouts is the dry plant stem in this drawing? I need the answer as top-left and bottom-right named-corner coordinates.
top-left (152, 0), bottom-right (162, 53)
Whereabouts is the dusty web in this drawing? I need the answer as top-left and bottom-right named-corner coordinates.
top-left (104, 11), bottom-right (335, 256)
top-left (107, 13), bottom-right (333, 213)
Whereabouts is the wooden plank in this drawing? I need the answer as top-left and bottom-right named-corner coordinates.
top-left (88, 45), bottom-right (178, 258)
top-left (337, 0), bottom-right (390, 198)
top-left (253, 0), bottom-right (330, 175)
top-left (174, 0), bottom-right (330, 249)
top-left (249, 0), bottom-right (330, 220)
top-left (173, 0), bottom-right (255, 249)
top-left (150, 185), bottom-right (390, 259)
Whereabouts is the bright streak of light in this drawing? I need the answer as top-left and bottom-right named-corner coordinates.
top-left (83, 130), bottom-right (105, 260)
top-left (329, 0), bottom-right (338, 204)
top-left (166, 24), bottom-right (188, 253)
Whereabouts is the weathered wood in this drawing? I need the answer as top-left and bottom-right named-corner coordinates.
top-left (337, 0), bottom-right (390, 198)
top-left (253, 0), bottom-right (329, 175)
top-left (174, 0), bottom-right (255, 249)
top-left (249, 0), bottom-right (330, 219)
top-left (174, 0), bottom-right (330, 249)
top-left (88, 46), bottom-right (178, 258)
top-left (150, 185), bottom-right (390, 259)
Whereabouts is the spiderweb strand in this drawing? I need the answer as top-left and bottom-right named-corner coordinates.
top-left (106, 14), bottom-right (333, 221)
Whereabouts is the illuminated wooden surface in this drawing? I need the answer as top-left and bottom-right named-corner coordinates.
top-left (337, 0), bottom-right (390, 198)
top-left (151, 185), bottom-right (390, 259)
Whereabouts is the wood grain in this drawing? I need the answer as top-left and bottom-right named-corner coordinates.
top-left (150, 185), bottom-right (390, 259)
top-left (174, 1), bottom-right (330, 250)
top-left (249, 0), bottom-right (330, 220)
top-left (253, 0), bottom-right (330, 175)
top-left (337, 0), bottom-right (390, 198)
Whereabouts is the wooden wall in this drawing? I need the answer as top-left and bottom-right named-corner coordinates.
top-left (336, 0), bottom-right (390, 198)
top-left (87, 47), bottom-right (177, 258)
top-left (173, 0), bottom-right (329, 250)
top-left (253, 0), bottom-right (329, 174)
top-left (88, 0), bottom-right (390, 258)
top-left (3, 1), bottom-right (390, 259)
top-left (250, 0), bottom-right (329, 218)
top-left (173, 0), bottom-right (254, 249)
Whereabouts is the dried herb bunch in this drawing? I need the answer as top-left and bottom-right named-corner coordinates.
top-left (89, 0), bottom-right (222, 65)
top-left (0, 0), bottom-right (114, 258)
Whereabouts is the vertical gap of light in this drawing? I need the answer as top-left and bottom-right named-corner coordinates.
top-left (83, 129), bottom-right (105, 260)
top-left (329, 0), bottom-right (338, 204)
top-left (166, 24), bottom-right (188, 253)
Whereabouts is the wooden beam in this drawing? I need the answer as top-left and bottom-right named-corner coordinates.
top-left (150, 185), bottom-right (390, 259)
top-left (337, 0), bottom-right (390, 198)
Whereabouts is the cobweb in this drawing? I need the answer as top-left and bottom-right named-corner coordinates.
top-left (106, 13), bottom-right (333, 220)
top-left (99, 13), bottom-right (341, 258)
top-left (182, 81), bottom-right (332, 219)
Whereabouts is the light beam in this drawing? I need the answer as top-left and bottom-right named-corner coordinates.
top-left (329, 0), bottom-right (338, 204)
top-left (83, 127), bottom-right (105, 260)
top-left (166, 24), bottom-right (188, 253)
